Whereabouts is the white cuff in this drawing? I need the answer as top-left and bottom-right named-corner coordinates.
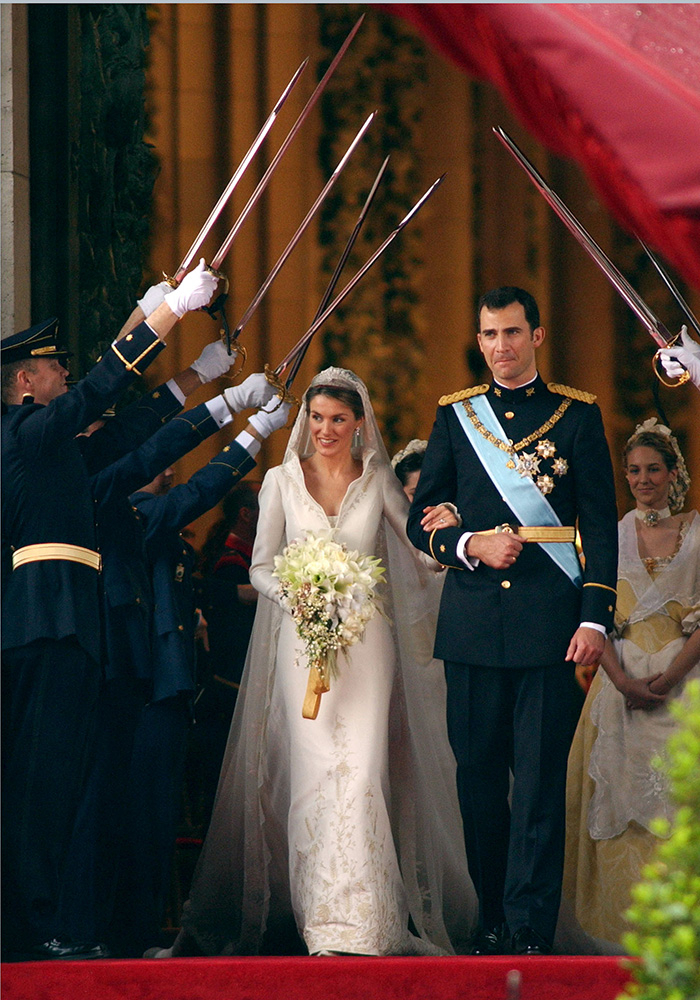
top-left (165, 378), bottom-right (186, 406)
top-left (580, 621), bottom-right (607, 636)
top-left (236, 430), bottom-right (261, 457)
top-left (456, 531), bottom-right (479, 570)
top-left (205, 394), bottom-right (233, 428)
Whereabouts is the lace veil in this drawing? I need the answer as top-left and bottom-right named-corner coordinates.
top-left (179, 368), bottom-right (476, 956)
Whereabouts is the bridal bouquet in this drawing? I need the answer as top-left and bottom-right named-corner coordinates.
top-left (273, 532), bottom-right (385, 718)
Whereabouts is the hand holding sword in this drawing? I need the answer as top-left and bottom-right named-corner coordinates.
top-left (492, 126), bottom-right (695, 390)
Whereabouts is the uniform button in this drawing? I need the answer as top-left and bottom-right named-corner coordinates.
top-left (501, 580), bottom-right (511, 589)
top-left (135, 597), bottom-right (141, 604)
top-left (505, 411), bottom-right (514, 419)
top-left (177, 625), bottom-right (184, 632)
top-left (608, 605), bottom-right (613, 612)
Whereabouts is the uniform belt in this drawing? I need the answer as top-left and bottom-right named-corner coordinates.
top-left (12, 543), bottom-right (102, 572)
top-left (476, 524), bottom-right (576, 543)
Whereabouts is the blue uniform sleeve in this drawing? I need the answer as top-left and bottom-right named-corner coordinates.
top-left (91, 401), bottom-right (222, 505)
top-left (132, 439), bottom-right (257, 548)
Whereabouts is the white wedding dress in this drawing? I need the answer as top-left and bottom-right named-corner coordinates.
top-left (172, 369), bottom-right (477, 957)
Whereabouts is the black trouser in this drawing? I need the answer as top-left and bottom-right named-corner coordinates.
top-left (56, 676), bottom-right (148, 943)
top-left (1, 638), bottom-right (100, 951)
top-left (110, 693), bottom-right (191, 956)
top-left (445, 661), bottom-right (577, 944)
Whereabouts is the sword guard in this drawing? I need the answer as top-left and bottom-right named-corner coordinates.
top-left (653, 334), bottom-right (691, 388)
top-left (205, 265), bottom-right (228, 283)
top-left (264, 364), bottom-right (299, 413)
top-left (162, 272), bottom-right (179, 289)
top-left (222, 342), bottom-right (247, 383)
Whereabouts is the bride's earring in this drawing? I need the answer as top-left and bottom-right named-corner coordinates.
top-left (353, 428), bottom-right (361, 447)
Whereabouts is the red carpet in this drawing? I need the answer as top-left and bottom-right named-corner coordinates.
top-left (2, 955), bottom-right (633, 1000)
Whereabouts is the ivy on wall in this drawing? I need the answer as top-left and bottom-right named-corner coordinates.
top-left (316, 4), bottom-right (428, 456)
top-left (77, 4), bottom-right (157, 365)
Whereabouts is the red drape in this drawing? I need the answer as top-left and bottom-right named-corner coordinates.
top-left (384, 4), bottom-right (700, 290)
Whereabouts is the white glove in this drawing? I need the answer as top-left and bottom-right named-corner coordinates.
top-left (248, 397), bottom-right (292, 438)
top-left (658, 325), bottom-right (700, 388)
top-left (190, 340), bottom-right (238, 384)
top-left (223, 373), bottom-right (276, 413)
top-left (136, 280), bottom-right (171, 318)
top-left (164, 259), bottom-right (218, 318)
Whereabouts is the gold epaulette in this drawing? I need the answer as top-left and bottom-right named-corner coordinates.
top-left (547, 382), bottom-right (597, 404)
top-left (439, 384), bottom-right (489, 406)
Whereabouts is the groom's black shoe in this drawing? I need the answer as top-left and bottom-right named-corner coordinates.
top-left (470, 923), bottom-right (509, 955)
top-left (511, 926), bottom-right (551, 956)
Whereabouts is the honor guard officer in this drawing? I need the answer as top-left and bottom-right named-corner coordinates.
top-left (407, 286), bottom-right (618, 957)
top-left (0, 261), bottom-right (218, 957)
top-left (109, 391), bottom-right (290, 955)
top-left (52, 332), bottom-right (251, 958)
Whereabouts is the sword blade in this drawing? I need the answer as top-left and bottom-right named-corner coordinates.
top-left (275, 173), bottom-right (445, 376)
top-left (282, 155), bottom-right (390, 386)
top-left (230, 111), bottom-right (376, 343)
top-left (174, 58), bottom-right (308, 282)
top-left (210, 14), bottom-right (365, 271)
top-left (493, 127), bottom-right (672, 348)
top-left (639, 239), bottom-right (700, 337)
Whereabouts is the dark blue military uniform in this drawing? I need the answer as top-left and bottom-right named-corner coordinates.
top-left (1, 321), bottom-right (165, 953)
top-left (407, 375), bottom-right (618, 946)
top-left (55, 384), bottom-right (185, 947)
top-left (111, 433), bottom-right (256, 955)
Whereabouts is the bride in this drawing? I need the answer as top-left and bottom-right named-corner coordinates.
top-left (157, 368), bottom-right (477, 957)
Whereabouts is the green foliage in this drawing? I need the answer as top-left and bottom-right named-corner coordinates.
top-left (619, 679), bottom-right (700, 1000)
top-left (316, 5), bottom-right (428, 455)
top-left (78, 4), bottom-right (157, 367)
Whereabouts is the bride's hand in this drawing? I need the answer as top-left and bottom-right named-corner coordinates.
top-left (421, 504), bottom-right (458, 531)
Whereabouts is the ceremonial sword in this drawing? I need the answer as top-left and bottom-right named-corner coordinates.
top-left (268, 173), bottom-right (446, 398)
top-left (639, 238), bottom-right (700, 338)
top-left (208, 15), bottom-right (365, 275)
top-left (492, 126), bottom-right (690, 387)
top-left (224, 110), bottom-right (376, 353)
top-left (283, 154), bottom-right (390, 390)
top-left (169, 58), bottom-right (308, 285)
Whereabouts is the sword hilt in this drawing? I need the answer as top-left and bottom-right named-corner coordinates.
top-left (653, 331), bottom-right (691, 388)
top-left (263, 364), bottom-right (299, 413)
top-left (162, 272), bottom-right (179, 289)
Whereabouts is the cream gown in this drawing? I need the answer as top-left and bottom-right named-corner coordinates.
top-left (177, 448), bottom-right (477, 956)
top-left (563, 509), bottom-right (700, 947)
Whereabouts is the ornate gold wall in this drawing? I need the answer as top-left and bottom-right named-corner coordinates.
top-left (143, 4), bottom-right (700, 549)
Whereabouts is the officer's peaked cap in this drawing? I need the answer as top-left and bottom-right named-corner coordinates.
top-left (1, 318), bottom-right (71, 366)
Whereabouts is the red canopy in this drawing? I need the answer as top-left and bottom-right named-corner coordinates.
top-left (386, 4), bottom-right (700, 289)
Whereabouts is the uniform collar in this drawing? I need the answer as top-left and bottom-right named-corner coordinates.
top-left (488, 373), bottom-right (545, 404)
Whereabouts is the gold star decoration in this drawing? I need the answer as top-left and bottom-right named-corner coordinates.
top-left (537, 475), bottom-right (554, 495)
top-left (552, 456), bottom-right (569, 477)
top-left (526, 387), bottom-right (535, 397)
top-left (536, 439), bottom-right (556, 459)
top-left (494, 387), bottom-right (502, 397)
top-left (516, 452), bottom-right (541, 478)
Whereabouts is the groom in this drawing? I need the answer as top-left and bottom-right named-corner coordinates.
top-left (407, 286), bottom-right (618, 955)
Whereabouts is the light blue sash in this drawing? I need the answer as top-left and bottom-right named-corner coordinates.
top-left (453, 395), bottom-right (582, 588)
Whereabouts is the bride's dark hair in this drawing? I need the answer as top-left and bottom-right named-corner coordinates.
top-left (305, 384), bottom-right (364, 420)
